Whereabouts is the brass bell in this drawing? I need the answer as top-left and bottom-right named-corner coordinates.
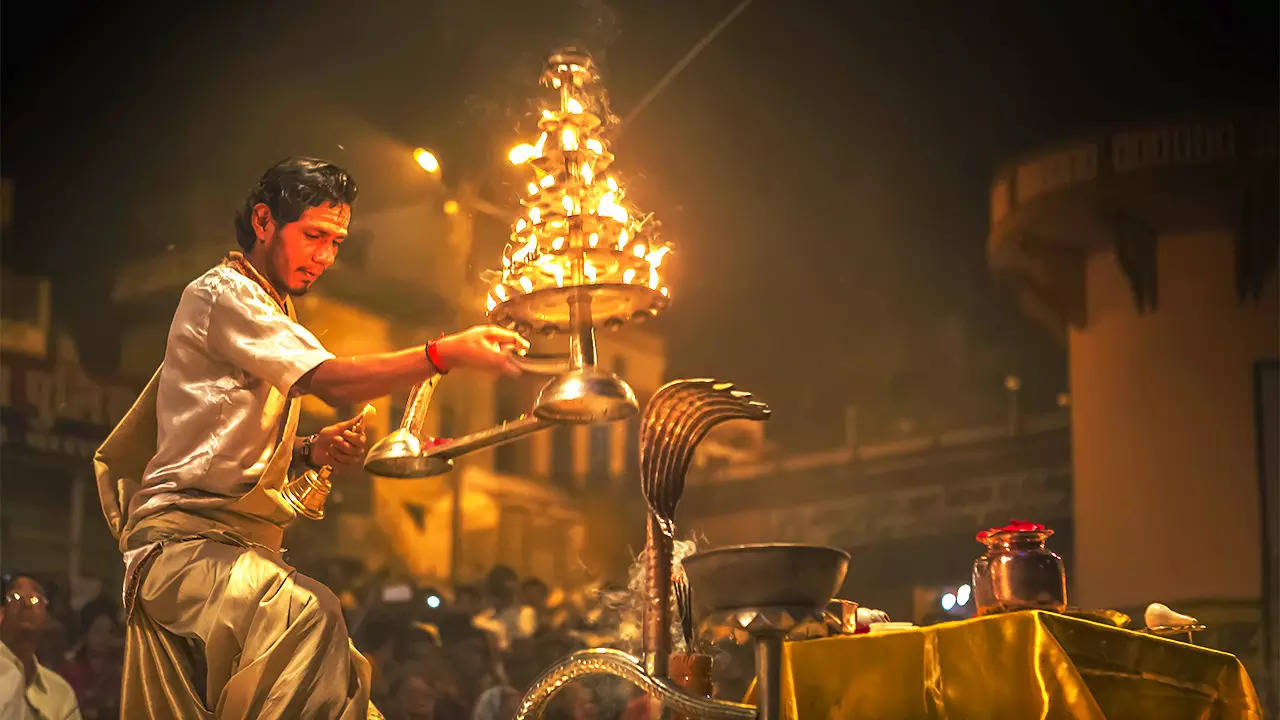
top-left (282, 465), bottom-right (334, 520)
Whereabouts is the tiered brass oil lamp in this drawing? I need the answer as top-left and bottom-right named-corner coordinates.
top-left (365, 47), bottom-right (674, 476)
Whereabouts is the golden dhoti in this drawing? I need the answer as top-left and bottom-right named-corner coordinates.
top-left (98, 369), bottom-right (380, 718)
top-left (119, 513), bottom-right (380, 719)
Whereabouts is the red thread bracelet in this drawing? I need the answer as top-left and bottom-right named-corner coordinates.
top-left (427, 338), bottom-right (450, 374)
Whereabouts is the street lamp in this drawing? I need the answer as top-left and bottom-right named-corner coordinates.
top-left (413, 147), bottom-right (441, 174)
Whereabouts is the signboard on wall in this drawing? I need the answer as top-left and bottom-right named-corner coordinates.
top-left (0, 351), bottom-right (137, 459)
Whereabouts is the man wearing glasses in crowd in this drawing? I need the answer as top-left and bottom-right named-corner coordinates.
top-left (0, 574), bottom-right (81, 719)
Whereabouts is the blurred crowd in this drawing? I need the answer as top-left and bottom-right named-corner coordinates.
top-left (1, 564), bottom-right (756, 720)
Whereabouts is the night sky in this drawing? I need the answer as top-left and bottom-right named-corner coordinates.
top-left (3, 0), bottom-right (1276, 451)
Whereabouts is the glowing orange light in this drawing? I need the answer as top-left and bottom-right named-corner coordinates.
top-left (646, 246), bottom-right (670, 267)
top-left (561, 127), bottom-right (578, 151)
top-left (509, 143), bottom-right (538, 165)
top-left (413, 148), bottom-right (440, 173)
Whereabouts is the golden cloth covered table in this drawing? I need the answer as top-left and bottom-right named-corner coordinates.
top-left (776, 610), bottom-right (1260, 719)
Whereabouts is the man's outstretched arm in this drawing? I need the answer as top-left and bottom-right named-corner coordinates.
top-left (295, 324), bottom-right (530, 406)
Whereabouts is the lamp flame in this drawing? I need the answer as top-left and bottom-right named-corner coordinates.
top-left (561, 127), bottom-right (578, 151)
top-left (509, 143), bottom-right (538, 165)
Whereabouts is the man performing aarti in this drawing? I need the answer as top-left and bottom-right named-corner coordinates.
top-left (94, 157), bottom-right (529, 718)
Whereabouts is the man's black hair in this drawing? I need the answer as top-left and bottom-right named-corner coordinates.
top-left (233, 157), bottom-right (358, 251)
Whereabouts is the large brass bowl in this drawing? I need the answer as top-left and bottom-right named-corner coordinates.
top-left (682, 543), bottom-right (850, 614)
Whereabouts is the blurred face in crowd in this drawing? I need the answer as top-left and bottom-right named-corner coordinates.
top-left (2, 577), bottom-right (48, 639)
top-left (395, 674), bottom-right (435, 720)
top-left (447, 637), bottom-right (489, 683)
top-left (85, 613), bottom-right (120, 655)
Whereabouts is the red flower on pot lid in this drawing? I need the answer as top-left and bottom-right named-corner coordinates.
top-left (976, 519), bottom-right (1046, 543)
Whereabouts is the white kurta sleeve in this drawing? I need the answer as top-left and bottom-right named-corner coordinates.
top-left (205, 278), bottom-right (335, 395)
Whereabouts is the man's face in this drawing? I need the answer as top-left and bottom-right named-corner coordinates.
top-left (2, 577), bottom-right (48, 636)
top-left (258, 202), bottom-right (350, 295)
